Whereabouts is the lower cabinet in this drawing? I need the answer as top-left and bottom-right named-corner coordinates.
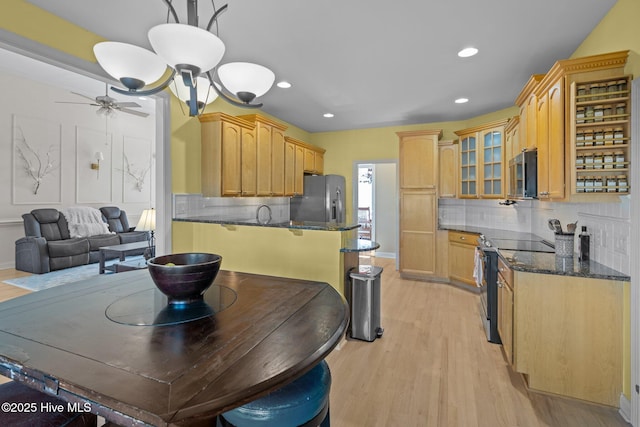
top-left (497, 256), bottom-right (514, 365)
top-left (399, 190), bottom-right (436, 277)
top-left (447, 231), bottom-right (478, 286)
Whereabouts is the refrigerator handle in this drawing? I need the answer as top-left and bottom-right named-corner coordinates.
top-left (336, 188), bottom-right (343, 222)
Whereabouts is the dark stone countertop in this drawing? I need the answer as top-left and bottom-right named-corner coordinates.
top-left (341, 239), bottom-right (380, 253)
top-left (173, 217), bottom-right (360, 231)
top-left (440, 224), bottom-right (629, 281)
top-left (498, 250), bottom-right (630, 281)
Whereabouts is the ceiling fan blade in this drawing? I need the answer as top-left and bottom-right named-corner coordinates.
top-left (70, 91), bottom-right (99, 102)
top-left (115, 102), bottom-right (142, 108)
top-left (120, 108), bottom-right (149, 118)
top-left (55, 101), bottom-right (100, 106)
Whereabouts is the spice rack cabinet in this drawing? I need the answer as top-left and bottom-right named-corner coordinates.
top-left (571, 75), bottom-right (631, 195)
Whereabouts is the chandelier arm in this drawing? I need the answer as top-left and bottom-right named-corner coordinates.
top-left (206, 4), bottom-right (228, 32)
top-left (110, 69), bottom-right (177, 97)
top-left (187, 82), bottom-right (199, 116)
top-left (160, 0), bottom-right (181, 23)
top-left (206, 71), bottom-right (262, 109)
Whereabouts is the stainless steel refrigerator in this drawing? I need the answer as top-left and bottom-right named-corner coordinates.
top-left (290, 175), bottom-right (346, 223)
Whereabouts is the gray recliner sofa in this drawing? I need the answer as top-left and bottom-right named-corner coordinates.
top-left (15, 207), bottom-right (148, 274)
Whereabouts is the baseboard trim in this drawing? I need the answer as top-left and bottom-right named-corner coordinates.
top-left (373, 252), bottom-right (396, 259)
top-left (619, 393), bottom-right (631, 423)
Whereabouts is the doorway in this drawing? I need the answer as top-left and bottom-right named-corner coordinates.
top-left (352, 160), bottom-right (398, 262)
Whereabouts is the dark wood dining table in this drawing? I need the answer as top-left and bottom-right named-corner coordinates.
top-left (0, 269), bottom-right (349, 426)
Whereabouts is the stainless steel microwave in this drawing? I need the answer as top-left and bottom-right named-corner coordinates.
top-left (508, 149), bottom-right (538, 199)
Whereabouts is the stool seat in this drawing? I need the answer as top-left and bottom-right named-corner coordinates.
top-left (0, 381), bottom-right (96, 427)
top-left (221, 360), bottom-right (331, 427)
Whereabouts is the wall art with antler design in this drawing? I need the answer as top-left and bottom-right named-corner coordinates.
top-left (12, 115), bottom-right (62, 204)
top-left (121, 136), bottom-right (152, 203)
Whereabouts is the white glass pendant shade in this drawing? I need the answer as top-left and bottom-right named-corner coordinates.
top-left (218, 62), bottom-right (275, 98)
top-left (169, 76), bottom-right (219, 105)
top-left (93, 42), bottom-right (166, 86)
top-left (148, 24), bottom-right (225, 73)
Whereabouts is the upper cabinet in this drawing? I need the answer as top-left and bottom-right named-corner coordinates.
top-left (199, 113), bottom-right (255, 197)
top-left (454, 119), bottom-right (508, 199)
top-left (515, 74), bottom-right (544, 152)
top-left (524, 50), bottom-right (630, 201)
top-left (238, 114), bottom-right (288, 196)
top-left (398, 130), bottom-right (440, 189)
top-left (438, 139), bottom-right (458, 198)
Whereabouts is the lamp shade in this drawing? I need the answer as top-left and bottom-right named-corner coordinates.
top-left (136, 209), bottom-right (156, 232)
top-left (217, 62), bottom-right (275, 98)
top-left (169, 76), bottom-right (219, 106)
top-left (93, 42), bottom-right (166, 87)
top-left (148, 24), bottom-right (225, 73)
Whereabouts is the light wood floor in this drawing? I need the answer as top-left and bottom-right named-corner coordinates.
top-left (0, 261), bottom-right (630, 426)
top-left (325, 256), bottom-right (630, 427)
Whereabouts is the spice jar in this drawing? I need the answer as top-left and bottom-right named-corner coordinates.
top-left (616, 103), bottom-right (626, 117)
top-left (594, 176), bottom-right (604, 192)
top-left (585, 176), bottom-right (595, 192)
top-left (584, 153), bottom-right (594, 169)
top-left (594, 130), bottom-right (605, 145)
top-left (607, 81), bottom-right (618, 97)
top-left (576, 153), bottom-right (585, 169)
top-left (614, 127), bottom-right (624, 144)
top-left (577, 176), bottom-right (585, 192)
top-left (603, 105), bottom-right (613, 120)
top-left (603, 152), bottom-right (614, 169)
top-left (614, 151), bottom-right (625, 168)
top-left (594, 105), bottom-right (604, 121)
top-left (617, 79), bottom-right (627, 93)
top-left (576, 107), bottom-right (585, 124)
top-left (604, 128), bottom-right (614, 144)
top-left (617, 175), bottom-right (628, 193)
top-left (607, 176), bottom-right (618, 192)
top-left (585, 106), bottom-right (594, 122)
top-left (589, 84), bottom-right (599, 99)
top-left (583, 129), bottom-right (594, 146)
top-left (576, 130), bottom-right (585, 146)
top-left (593, 153), bottom-right (603, 169)
top-left (577, 85), bottom-right (588, 98)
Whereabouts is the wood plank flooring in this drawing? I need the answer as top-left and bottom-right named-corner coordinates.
top-left (325, 256), bottom-right (630, 427)
top-left (0, 261), bottom-right (630, 426)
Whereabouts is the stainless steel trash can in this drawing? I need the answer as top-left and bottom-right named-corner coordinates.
top-left (349, 265), bottom-right (384, 342)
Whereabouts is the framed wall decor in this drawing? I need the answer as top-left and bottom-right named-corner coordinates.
top-left (122, 135), bottom-right (152, 203)
top-left (12, 114), bottom-right (62, 205)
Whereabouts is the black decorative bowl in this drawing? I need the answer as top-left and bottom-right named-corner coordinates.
top-left (147, 253), bottom-right (222, 305)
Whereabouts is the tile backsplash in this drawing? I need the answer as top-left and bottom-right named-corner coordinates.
top-left (173, 194), bottom-right (290, 224)
top-left (439, 197), bottom-right (631, 275)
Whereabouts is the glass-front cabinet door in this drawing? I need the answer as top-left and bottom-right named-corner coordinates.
top-left (482, 128), bottom-right (503, 198)
top-left (459, 134), bottom-right (477, 197)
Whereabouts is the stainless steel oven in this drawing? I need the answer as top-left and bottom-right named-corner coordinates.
top-left (477, 236), bottom-right (501, 344)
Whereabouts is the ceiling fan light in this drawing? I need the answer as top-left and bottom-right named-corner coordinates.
top-left (218, 62), bottom-right (275, 99)
top-left (169, 76), bottom-right (219, 106)
top-left (93, 42), bottom-right (166, 89)
top-left (148, 24), bottom-right (225, 73)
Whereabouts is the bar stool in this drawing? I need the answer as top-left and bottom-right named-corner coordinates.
top-left (0, 380), bottom-right (97, 426)
top-left (219, 360), bottom-right (331, 427)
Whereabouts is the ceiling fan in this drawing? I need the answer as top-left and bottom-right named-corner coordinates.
top-left (56, 83), bottom-right (149, 118)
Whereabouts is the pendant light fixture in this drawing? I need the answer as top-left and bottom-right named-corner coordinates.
top-left (93, 0), bottom-right (274, 116)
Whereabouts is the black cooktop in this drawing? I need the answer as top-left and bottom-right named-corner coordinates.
top-left (488, 238), bottom-right (555, 253)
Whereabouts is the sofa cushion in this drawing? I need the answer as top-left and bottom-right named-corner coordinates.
top-left (87, 234), bottom-right (121, 251)
top-left (30, 209), bottom-right (71, 241)
top-left (48, 238), bottom-right (89, 258)
top-left (100, 206), bottom-right (131, 233)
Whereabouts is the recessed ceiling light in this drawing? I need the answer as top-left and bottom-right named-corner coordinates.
top-left (277, 81), bottom-right (292, 89)
top-left (455, 98), bottom-right (469, 104)
top-left (458, 47), bottom-right (478, 58)
top-left (323, 113), bottom-right (334, 118)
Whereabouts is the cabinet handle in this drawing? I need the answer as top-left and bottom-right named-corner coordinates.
top-left (460, 236), bottom-right (466, 240)
top-left (539, 191), bottom-right (549, 196)
top-left (497, 280), bottom-right (504, 288)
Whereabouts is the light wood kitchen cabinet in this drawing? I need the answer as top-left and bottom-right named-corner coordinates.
top-left (238, 114), bottom-right (289, 196)
top-left (447, 231), bottom-right (478, 286)
top-left (496, 256), bottom-right (514, 365)
top-left (284, 136), bottom-right (306, 196)
top-left (455, 119), bottom-right (508, 199)
top-left (504, 116), bottom-right (519, 163)
top-left (240, 127), bottom-right (257, 196)
top-left (438, 139), bottom-right (458, 198)
top-left (397, 129), bottom-right (442, 280)
top-left (200, 112), bottom-right (255, 197)
top-left (515, 74), bottom-right (544, 152)
top-left (399, 130), bottom-right (440, 189)
top-left (513, 270), bottom-right (625, 407)
top-left (302, 146), bottom-right (325, 175)
top-left (399, 190), bottom-right (437, 276)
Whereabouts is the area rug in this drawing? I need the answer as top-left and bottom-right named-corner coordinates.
top-left (4, 256), bottom-right (145, 292)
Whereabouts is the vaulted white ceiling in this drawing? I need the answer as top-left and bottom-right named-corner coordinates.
top-left (25, 0), bottom-right (617, 132)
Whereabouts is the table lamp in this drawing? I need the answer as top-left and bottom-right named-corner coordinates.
top-left (136, 208), bottom-right (156, 259)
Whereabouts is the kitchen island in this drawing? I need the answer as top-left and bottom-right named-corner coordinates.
top-left (173, 218), bottom-right (378, 296)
